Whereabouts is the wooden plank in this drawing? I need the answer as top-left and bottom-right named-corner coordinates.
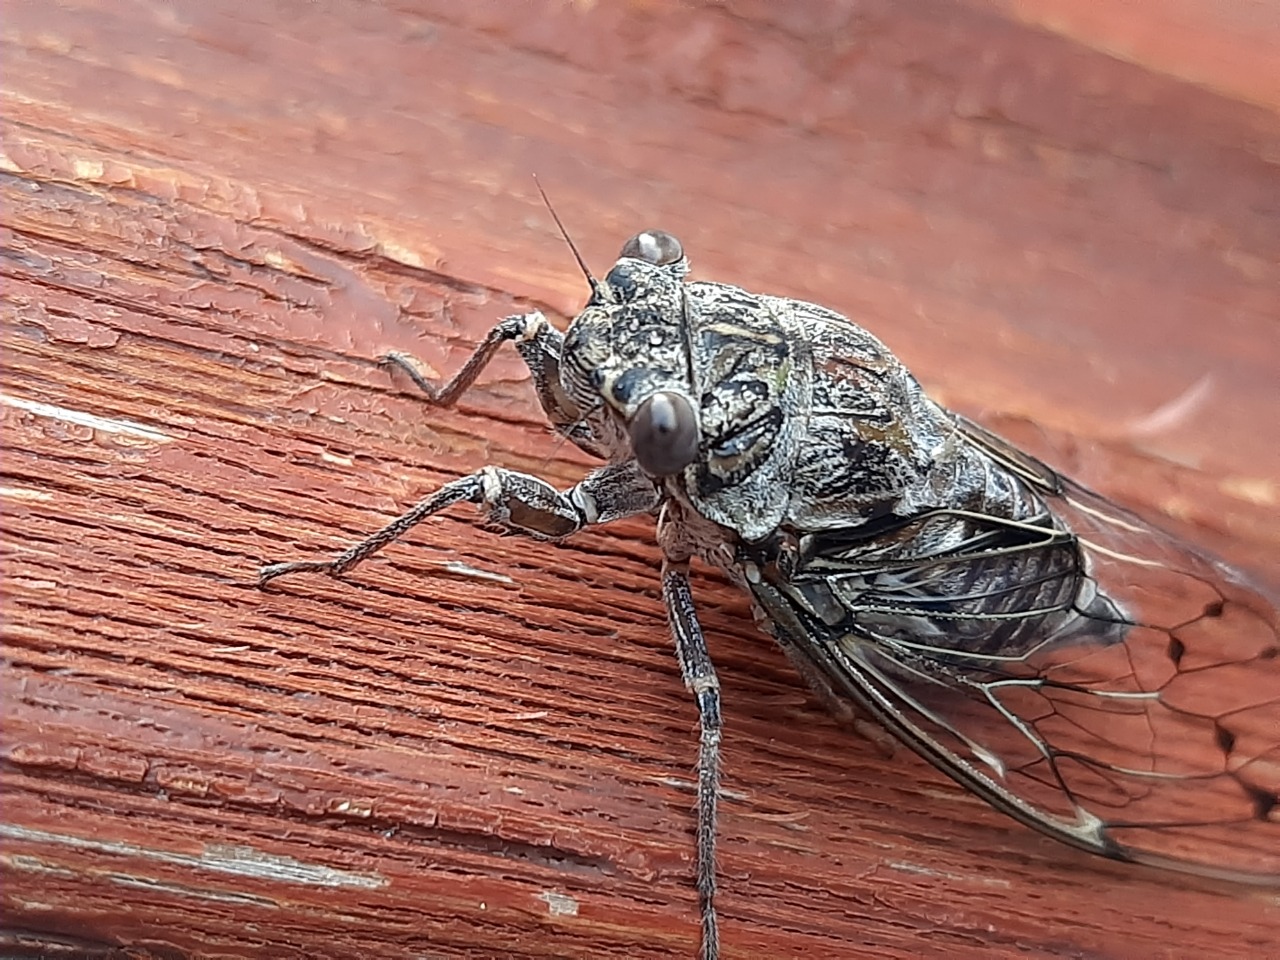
top-left (2, 1), bottom-right (1277, 958)
top-left (981, 0), bottom-right (1280, 110)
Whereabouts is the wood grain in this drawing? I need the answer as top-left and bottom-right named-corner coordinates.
top-left (2, 2), bottom-right (1278, 958)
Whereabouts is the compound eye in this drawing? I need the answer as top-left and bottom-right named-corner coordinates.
top-left (629, 391), bottom-right (699, 477)
top-left (619, 230), bottom-right (684, 266)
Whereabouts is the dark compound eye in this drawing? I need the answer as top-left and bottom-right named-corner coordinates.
top-left (629, 391), bottom-right (699, 477)
top-left (619, 230), bottom-right (684, 266)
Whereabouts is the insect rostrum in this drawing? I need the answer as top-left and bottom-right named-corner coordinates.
top-left (260, 229), bottom-right (1280, 959)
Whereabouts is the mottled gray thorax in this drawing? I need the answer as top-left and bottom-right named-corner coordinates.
top-left (670, 282), bottom-right (1046, 555)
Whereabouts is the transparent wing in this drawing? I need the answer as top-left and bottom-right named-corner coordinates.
top-left (749, 414), bottom-right (1280, 881)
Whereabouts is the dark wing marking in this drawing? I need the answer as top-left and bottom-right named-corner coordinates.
top-left (748, 413), bottom-right (1280, 881)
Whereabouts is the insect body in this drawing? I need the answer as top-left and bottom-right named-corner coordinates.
top-left (260, 230), bottom-right (1280, 960)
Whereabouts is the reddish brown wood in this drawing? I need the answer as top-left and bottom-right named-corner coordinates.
top-left (2, 2), bottom-right (1278, 958)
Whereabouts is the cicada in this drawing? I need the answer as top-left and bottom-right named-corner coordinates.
top-left (259, 227), bottom-right (1280, 960)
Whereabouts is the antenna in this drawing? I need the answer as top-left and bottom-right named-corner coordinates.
top-left (533, 175), bottom-right (598, 293)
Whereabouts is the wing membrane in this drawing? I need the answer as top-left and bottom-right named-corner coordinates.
top-left (749, 414), bottom-right (1280, 880)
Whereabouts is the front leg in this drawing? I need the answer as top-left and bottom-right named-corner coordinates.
top-left (258, 460), bottom-right (659, 585)
top-left (379, 311), bottom-right (558, 409)
top-left (381, 310), bottom-right (603, 455)
top-left (662, 560), bottom-right (723, 960)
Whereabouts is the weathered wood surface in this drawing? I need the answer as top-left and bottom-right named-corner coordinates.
top-left (3, 2), bottom-right (1278, 958)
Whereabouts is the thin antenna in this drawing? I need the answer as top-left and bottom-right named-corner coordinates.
top-left (533, 174), bottom-right (598, 292)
